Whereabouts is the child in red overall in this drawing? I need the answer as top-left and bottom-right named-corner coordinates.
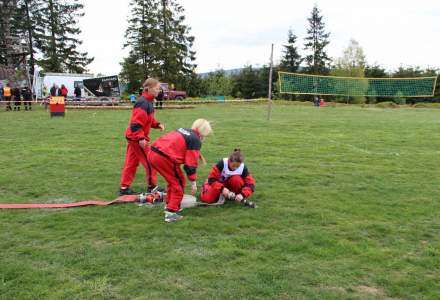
top-left (148, 119), bottom-right (212, 222)
top-left (119, 78), bottom-right (165, 195)
top-left (200, 149), bottom-right (256, 206)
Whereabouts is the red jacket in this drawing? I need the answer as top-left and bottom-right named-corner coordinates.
top-left (61, 86), bottom-right (68, 97)
top-left (151, 128), bottom-right (201, 181)
top-left (207, 159), bottom-right (256, 198)
top-left (125, 92), bottom-right (161, 142)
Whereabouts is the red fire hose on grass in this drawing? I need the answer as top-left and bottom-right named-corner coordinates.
top-left (0, 195), bottom-right (139, 209)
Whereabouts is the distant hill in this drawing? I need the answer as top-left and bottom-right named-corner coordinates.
top-left (198, 68), bottom-right (243, 78)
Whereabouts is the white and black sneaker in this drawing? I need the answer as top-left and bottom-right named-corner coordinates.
top-left (164, 210), bottom-right (183, 223)
top-left (147, 185), bottom-right (165, 193)
top-left (243, 199), bottom-right (257, 208)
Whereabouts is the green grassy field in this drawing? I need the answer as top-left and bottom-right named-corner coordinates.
top-left (0, 103), bottom-right (439, 299)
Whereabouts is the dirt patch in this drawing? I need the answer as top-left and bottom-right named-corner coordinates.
top-left (356, 285), bottom-right (398, 299)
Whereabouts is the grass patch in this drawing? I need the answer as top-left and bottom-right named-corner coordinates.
top-left (1, 103), bottom-right (440, 299)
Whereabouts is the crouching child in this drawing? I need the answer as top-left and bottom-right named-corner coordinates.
top-left (200, 149), bottom-right (256, 207)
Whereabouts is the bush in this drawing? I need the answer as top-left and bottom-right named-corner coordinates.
top-left (413, 103), bottom-right (440, 109)
top-left (376, 101), bottom-right (399, 108)
top-left (395, 97), bottom-right (406, 105)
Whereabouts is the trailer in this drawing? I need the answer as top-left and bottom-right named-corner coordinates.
top-left (83, 75), bottom-right (120, 98)
top-left (33, 71), bottom-right (93, 99)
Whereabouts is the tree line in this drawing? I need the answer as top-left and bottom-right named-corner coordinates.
top-left (196, 5), bottom-right (439, 103)
top-left (1, 0), bottom-right (93, 78)
top-left (2, 1), bottom-right (438, 102)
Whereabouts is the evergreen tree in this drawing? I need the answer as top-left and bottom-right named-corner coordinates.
top-left (121, 0), bottom-right (196, 92)
top-left (0, 0), bottom-right (35, 86)
top-left (279, 29), bottom-right (302, 100)
top-left (14, 0), bottom-right (44, 77)
top-left (258, 65), bottom-right (277, 99)
top-left (364, 63), bottom-right (387, 78)
top-left (0, 0), bottom-right (21, 67)
top-left (34, 0), bottom-right (93, 73)
top-left (280, 29), bottom-right (302, 73)
top-left (303, 4), bottom-right (331, 74)
top-left (180, 72), bottom-right (203, 97)
top-left (158, 0), bottom-right (196, 85)
top-left (122, 0), bottom-right (161, 83)
top-left (119, 50), bottom-right (146, 93)
top-left (364, 64), bottom-right (388, 103)
top-left (201, 70), bottom-right (233, 97)
top-left (232, 65), bottom-right (260, 99)
top-left (0, 1), bottom-right (10, 65)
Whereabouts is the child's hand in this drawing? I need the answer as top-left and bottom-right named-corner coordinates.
top-left (139, 139), bottom-right (147, 148)
top-left (190, 181), bottom-right (197, 195)
top-left (158, 124), bottom-right (165, 131)
top-left (235, 194), bottom-right (244, 203)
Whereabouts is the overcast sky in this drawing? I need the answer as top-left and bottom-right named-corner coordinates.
top-left (79, 0), bottom-right (440, 76)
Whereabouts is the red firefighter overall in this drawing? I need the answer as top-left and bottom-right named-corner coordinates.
top-left (148, 119), bottom-right (212, 222)
top-left (119, 78), bottom-right (165, 195)
top-left (200, 149), bottom-right (256, 205)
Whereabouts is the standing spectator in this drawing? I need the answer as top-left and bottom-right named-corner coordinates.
top-left (3, 83), bottom-right (12, 111)
top-left (22, 87), bottom-right (32, 111)
top-left (74, 85), bottom-right (81, 101)
top-left (13, 86), bottom-right (21, 111)
top-left (314, 96), bottom-right (320, 107)
top-left (0, 82), bottom-right (4, 102)
top-left (156, 86), bottom-right (164, 109)
top-left (50, 83), bottom-right (58, 96)
top-left (42, 85), bottom-right (49, 98)
top-left (60, 84), bottom-right (68, 97)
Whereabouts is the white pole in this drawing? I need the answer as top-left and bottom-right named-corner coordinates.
top-left (267, 43), bottom-right (274, 121)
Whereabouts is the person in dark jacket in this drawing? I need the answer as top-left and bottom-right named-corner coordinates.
top-left (12, 86), bottom-right (21, 111)
top-left (50, 84), bottom-right (58, 97)
top-left (22, 87), bottom-right (32, 111)
top-left (0, 83), bottom-right (3, 102)
top-left (74, 85), bottom-right (82, 101)
top-left (156, 86), bottom-right (164, 109)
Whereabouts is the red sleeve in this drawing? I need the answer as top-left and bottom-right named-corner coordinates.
top-left (207, 162), bottom-right (222, 185)
top-left (128, 108), bottom-right (148, 140)
top-left (240, 171), bottom-right (256, 199)
top-left (183, 149), bottom-right (199, 181)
